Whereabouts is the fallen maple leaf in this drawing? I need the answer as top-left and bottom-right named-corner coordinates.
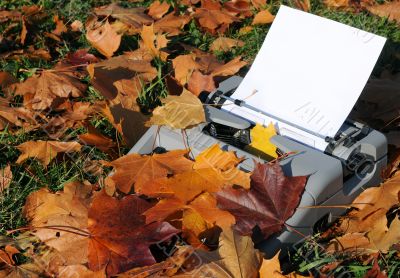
top-left (154, 12), bottom-right (191, 36)
top-left (0, 165), bottom-right (12, 193)
top-left (194, 0), bottom-right (238, 34)
top-left (88, 54), bottom-right (157, 100)
top-left (176, 228), bottom-right (262, 277)
top-left (216, 162), bottom-right (307, 239)
top-left (16, 140), bottom-right (82, 166)
top-left (0, 102), bottom-right (37, 131)
top-left (259, 251), bottom-right (311, 277)
top-left (209, 37), bottom-right (245, 52)
top-left (105, 149), bottom-right (194, 194)
top-left (148, 0), bottom-right (170, 19)
top-left (94, 3), bottom-right (153, 34)
top-left (78, 125), bottom-right (116, 152)
top-left (52, 15), bottom-right (67, 36)
top-left (210, 56), bottom-right (247, 77)
top-left (11, 70), bottom-right (86, 110)
top-left (86, 17), bottom-right (122, 58)
top-left (245, 123), bottom-right (278, 159)
top-left (88, 190), bottom-right (179, 275)
top-left (194, 144), bottom-right (243, 171)
top-left (224, 0), bottom-right (253, 18)
top-left (146, 89), bottom-right (206, 129)
top-left (187, 70), bottom-right (216, 96)
top-left (252, 9), bottom-right (275, 25)
top-left (23, 182), bottom-right (92, 265)
top-left (59, 265), bottom-right (106, 278)
top-left (366, 1), bottom-right (400, 23)
top-left (139, 24), bottom-right (169, 61)
top-left (323, 0), bottom-right (351, 8)
top-left (172, 54), bottom-right (199, 86)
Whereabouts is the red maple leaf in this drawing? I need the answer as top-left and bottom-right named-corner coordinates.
top-left (216, 162), bottom-right (307, 239)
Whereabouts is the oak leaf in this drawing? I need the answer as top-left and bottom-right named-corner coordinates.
top-left (88, 190), bottom-right (179, 275)
top-left (216, 162), bottom-right (307, 239)
top-left (11, 70), bottom-right (86, 110)
top-left (105, 149), bottom-right (194, 194)
top-left (23, 182), bottom-right (92, 265)
top-left (16, 140), bottom-right (82, 166)
top-left (252, 9), bottom-right (275, 25)
top-left (86, 18), bottom-right (122, 58)
top-left (146, 89), bottom-right (206, 129)
top-left (148, 0), bottom-right (170, 19)
top-left (0, 165), bottom-right (12, 193)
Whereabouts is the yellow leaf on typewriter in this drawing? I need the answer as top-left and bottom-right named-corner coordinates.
top-left (246, 123), bottom-right (278, 159)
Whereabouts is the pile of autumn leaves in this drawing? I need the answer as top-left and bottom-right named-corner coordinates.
top-left (0, 145), bottom-right (308, 277)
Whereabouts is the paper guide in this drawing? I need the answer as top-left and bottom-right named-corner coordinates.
top-left (223, 5), bottom-right (386, 151)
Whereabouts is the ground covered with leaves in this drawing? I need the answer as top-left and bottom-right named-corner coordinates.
top-left (0, 0), bottom-right (400, 277)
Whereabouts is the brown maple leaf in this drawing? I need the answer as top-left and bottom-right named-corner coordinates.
top-left (105, 149), bottom-right (194, 194)
top-left (94, 3), bottom-right (153, 34)
top-left (154, 12), bottom-right (191, 36)
top-left (176, 227), bottom-right (262, 277)
top-left (216, 162), bottom-right (307, 239)
top-left (194, 0), bottom-right (239, 34)
top-left (87, 54), bottom-right (157, 101)
top-left (79, 125), bottom-right (116, 152)
top-left (86, 17), bottom-right (122, 58)
top-left (148, 0), bottom-right (171, 20)
top-left (139, 24), bottom-right (169, 61)
top-left (23, 181), bottom-right (92, 265)
top-left (16, 140), bottom-right (82, 166)
top-left (11, 70), bottom-right (86, 110)
top-left (88, 190), bottom-right (179, 275)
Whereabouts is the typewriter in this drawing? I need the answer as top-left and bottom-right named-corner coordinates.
top-left (129, 5), bottom-right (388, 257)
top-left (129, 76), bottom-right (387, 257)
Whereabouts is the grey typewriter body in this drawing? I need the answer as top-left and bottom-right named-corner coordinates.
top-left (130, 76), bottom-right (387, 256)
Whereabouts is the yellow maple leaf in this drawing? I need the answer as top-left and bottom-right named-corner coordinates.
top-left (246, 122), bottom-right (278, 159)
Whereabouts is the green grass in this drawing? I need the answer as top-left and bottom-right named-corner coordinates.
top-left (0, 0), bottom-right (399, 274)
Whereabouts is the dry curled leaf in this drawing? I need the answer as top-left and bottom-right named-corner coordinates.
top-left (366, 2), bottom-right (400, 23)
top-left (0, 165), bottom-right (12, 193)
top-left (209, 37), bottom-right (245, 52)
top-left (16, 140), bottom-right (82, 166)
top-left (252, 9), bottom-right (275, 25)
top-left (94, 3), bottom-right (153, 34)
top-left (86, 18), bottom-right (122, 58)
top-left (148, 0), bottom-right (170, 19)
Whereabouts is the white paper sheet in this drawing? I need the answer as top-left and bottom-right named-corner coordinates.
top-left (224, 5), bottom-right (386, 151)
